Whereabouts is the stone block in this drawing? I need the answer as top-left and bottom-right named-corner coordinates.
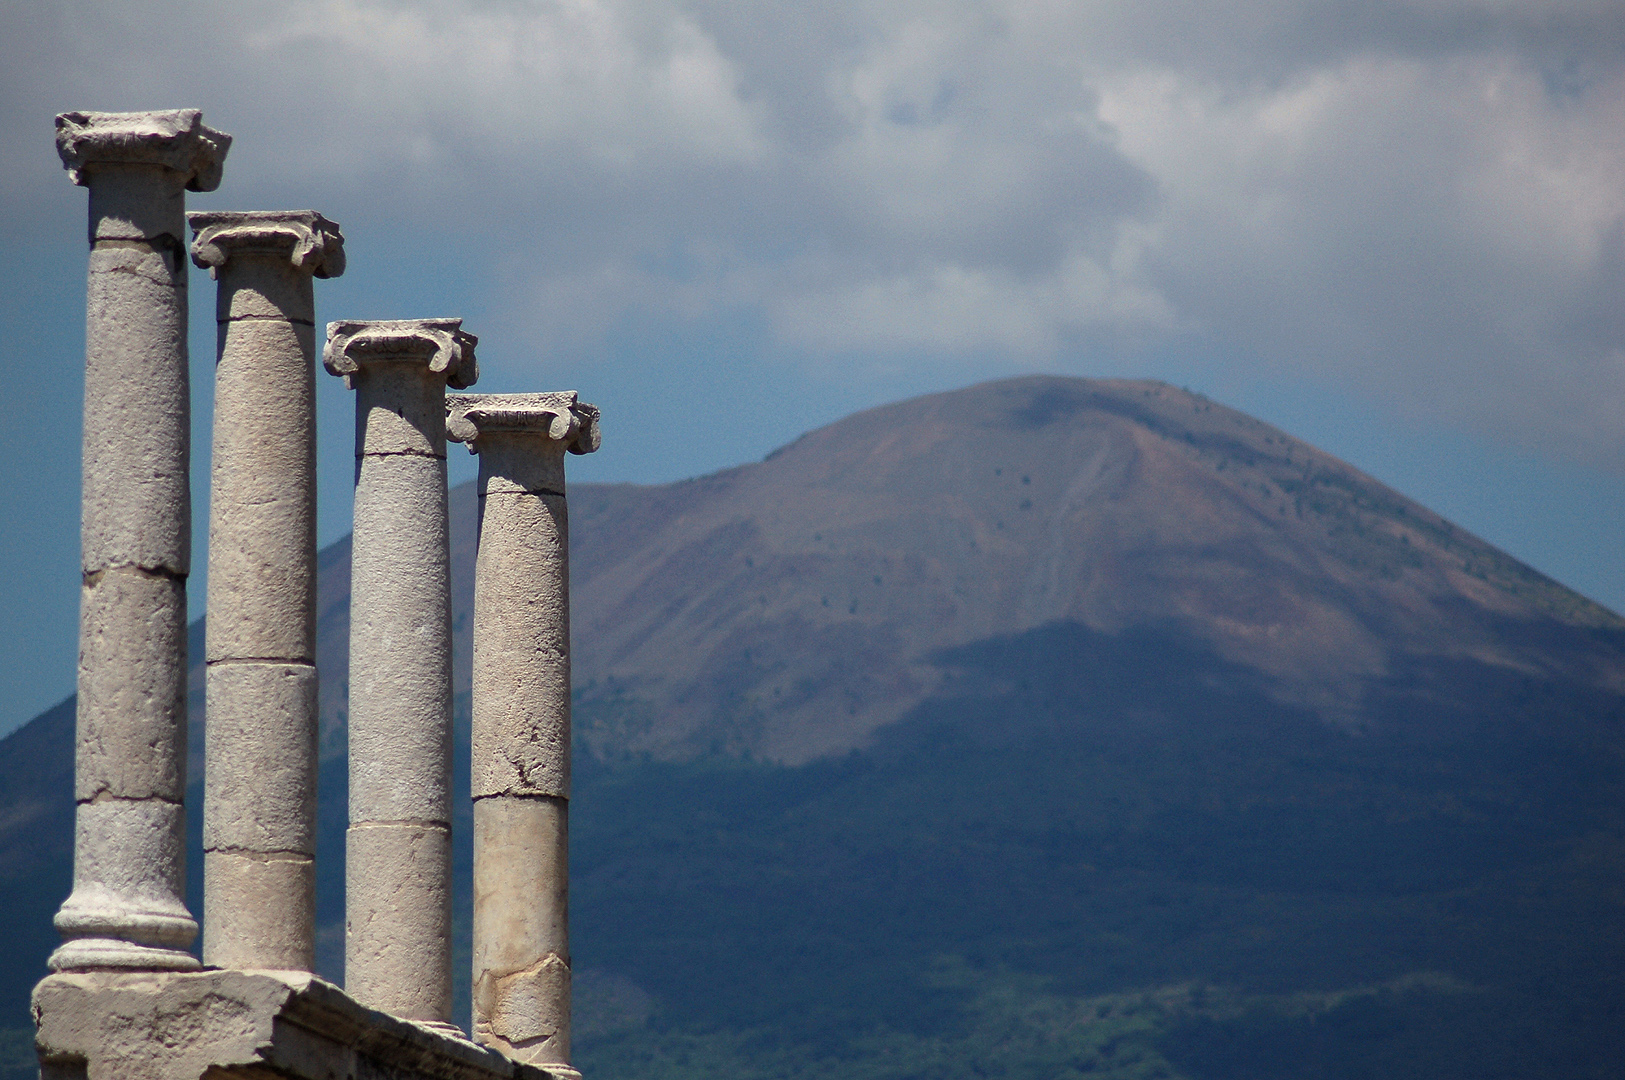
top-left (62, 799), bottom-right (190, 920)
top-left (356, 376), bottom-right (452, 458)
top-left (33, 970), bottom-right (577, 1080)
top-left (348, 453), bottom-right (454, 823)
top-left (345, 614), bottom-right (452, 820)
top-left (203, 849), bottom-right (314, 972)
top-left (473, 951), bottom-right (570, 1065)
top-left (83, 164), bottom-right (188, 243)
top-left (206, 317), bottom-right (317, 662)
top-left (76, 568), bottom-right (187, 802)
top-left (203, 661), bottom-right (317, 852)
top-left (212, 319), bottom-right (317, 424)
top-left (346, 823), bottom-right (452, 1021)
top-left (205, 536), bottom-right (316, 663)
top-left (471, 492), bottom-right (570, 800)
top-left (351, 453), bottom-right (452, 573)
top-left (215, 254), bottom-right (316, 321)
top-left (472, 795), bottom-right (568, 976)
top-left (346, 722), bottom-right (452, 824)
top-left (80, 245), bottom-right (190, 575)
top-left (479, 455), bottom-right (568, 495)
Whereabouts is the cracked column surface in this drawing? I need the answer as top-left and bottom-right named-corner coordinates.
top-left (447, 393), bottom-right (599, 1071)
top-left (189, 211), bottom-right (345, 972)
top-left (325, 320), bottom-right (477, 1024)
top-left (49, 110), bottom-right (230, 974)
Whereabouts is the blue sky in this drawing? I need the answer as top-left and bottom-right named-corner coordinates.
top-left (2, 0), bottom-right (1623, 736)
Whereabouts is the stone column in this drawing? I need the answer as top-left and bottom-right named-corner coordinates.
top-left (189, 211), bottom-right (345, 972)
top-left (49, 110), bottom-right (230, 973)
top-left (324, 320), bottom-right (477, 1024)
top-left (447, 393), bottom-right (599, 1070)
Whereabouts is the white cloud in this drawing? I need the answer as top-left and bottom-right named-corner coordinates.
top-left (1096, 48), bottom-right (1625, 459)
top-left (3, 0), bottom-right (1623, 464)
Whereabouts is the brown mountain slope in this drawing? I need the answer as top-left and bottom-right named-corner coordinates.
top-left (557, 375), bottom-right (1624, 763)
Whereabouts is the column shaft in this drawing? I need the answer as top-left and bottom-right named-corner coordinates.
top-left (450, 394), bottom-right (598, 1070)
top-left (326, 321), bottom-right (477, 1023)
top-left (192, 211), bottom-right (343, 971)
top-left (50, 110), bottom-right (229, 973)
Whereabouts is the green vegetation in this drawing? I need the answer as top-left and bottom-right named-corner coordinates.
top-left (581, 966), bottom-right (1480, 1080)
top-left (563, 623), bottom-right (1625, 1078)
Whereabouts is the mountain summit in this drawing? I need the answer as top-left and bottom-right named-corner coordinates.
top-left (566, 375), bottom-right (1622, 762)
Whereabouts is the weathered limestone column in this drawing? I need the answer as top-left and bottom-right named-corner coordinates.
top-left (49, 109), bottom-right (229, 973)
top-left (447, 393), bottom-right (599, 1071)
top-left (189, 211), bottom-right (345, 971)
top-left (324, 320), bottom-right (477, 1024)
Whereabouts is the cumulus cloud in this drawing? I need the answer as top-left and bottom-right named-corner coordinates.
top-left (3, 0), bottom-right (1623, 464)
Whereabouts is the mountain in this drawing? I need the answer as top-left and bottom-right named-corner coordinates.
top-left (3, 375), bottom-right (1624, 1080)
top-left (564, 375), bottom-right (1622, 760)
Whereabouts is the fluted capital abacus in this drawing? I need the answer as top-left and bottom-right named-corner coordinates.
top-left (323, 319), bottom-right (478, 390)
top-left (188, 210), bottom-right (346, 279)
top-left (445, 392), bottom-right (601, 456)
top-left (55, 109), bottom-right (231, 191)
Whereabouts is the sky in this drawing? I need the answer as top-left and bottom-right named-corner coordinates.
top-left (1, 0), bottom-right (1622, 737)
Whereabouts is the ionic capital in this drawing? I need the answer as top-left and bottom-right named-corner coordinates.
top-left (55, 109), bottom-right (231, 192)
top-left (323, 320), bottom-right (479, 390)
top-left (188, 211), bottom-right (346, 279)
top-left (446, 393), bottom-right (601, 457)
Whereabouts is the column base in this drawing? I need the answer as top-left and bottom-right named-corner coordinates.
top-left (47, 937), bottom-right (201, 973)
top-left (51, 892), bottom-right (201, 973)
